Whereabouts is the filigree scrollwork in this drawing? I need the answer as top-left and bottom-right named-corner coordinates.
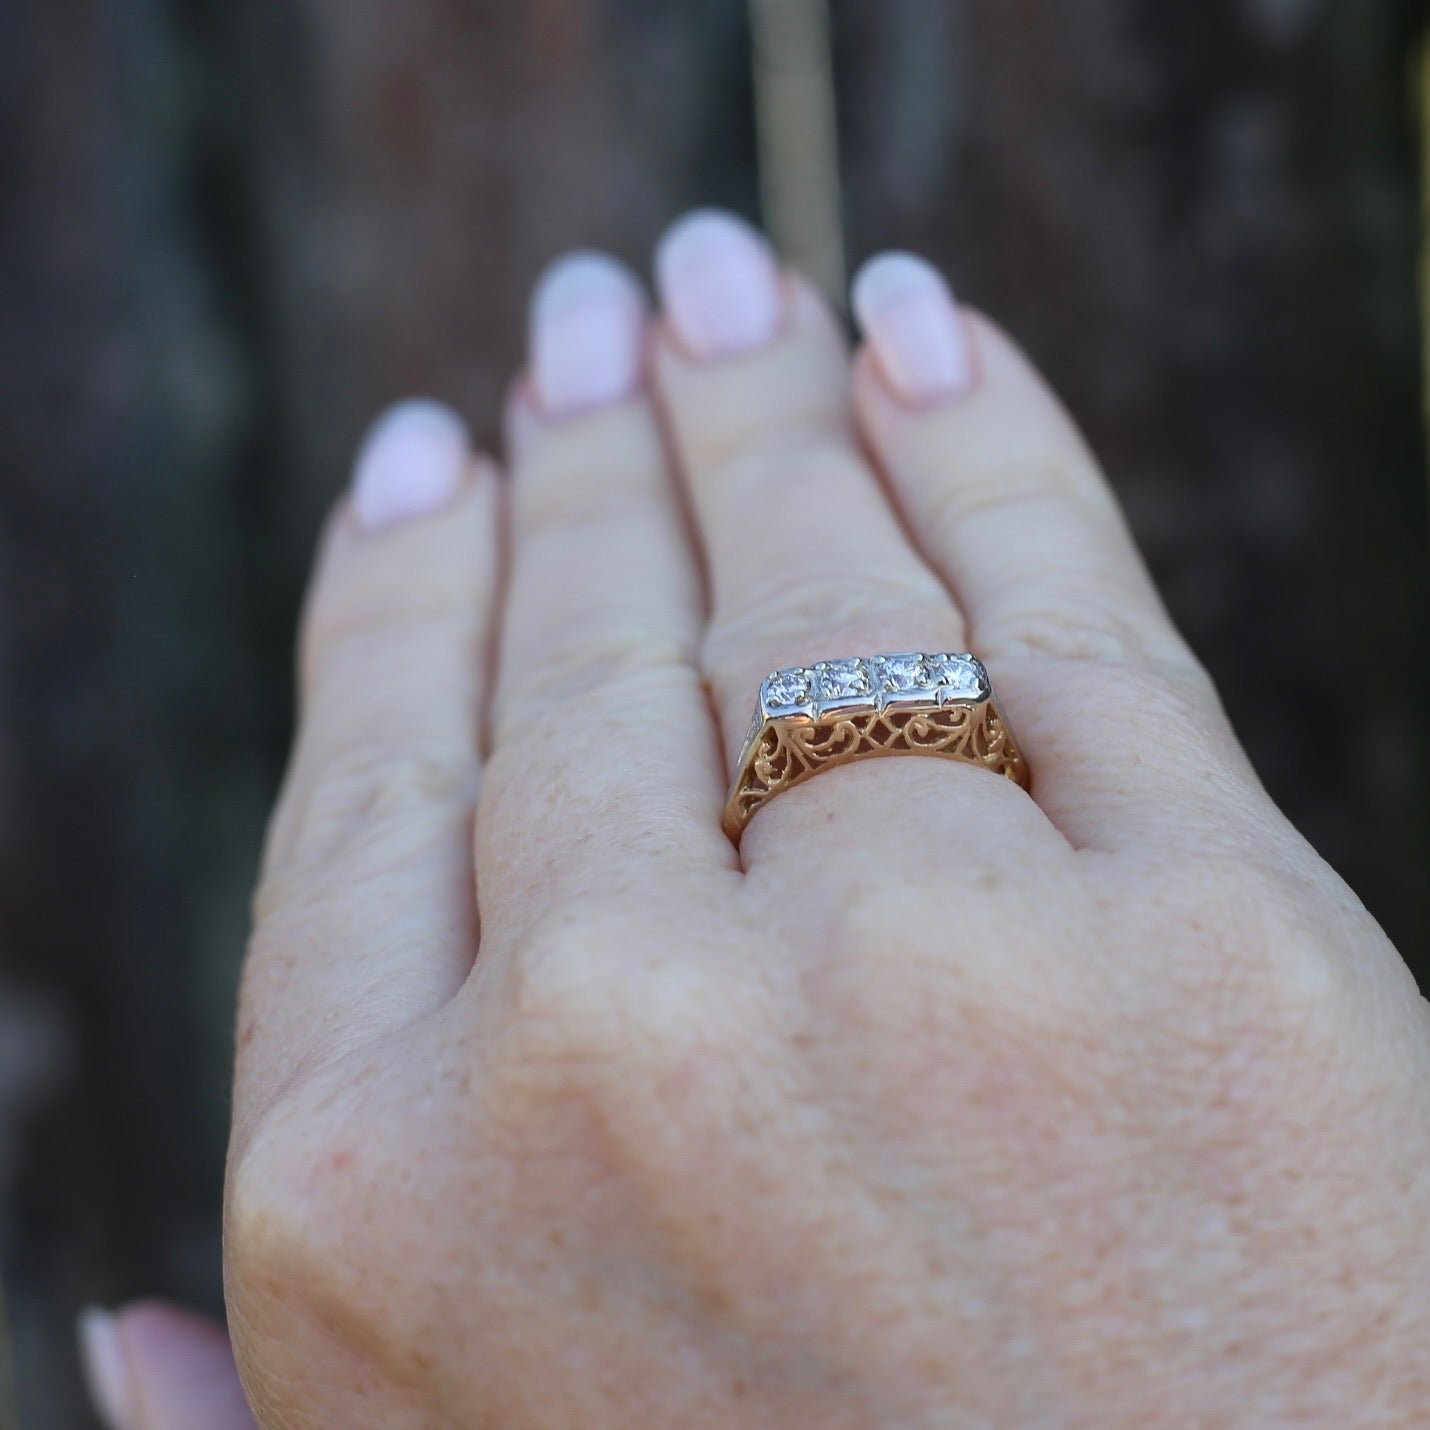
top-left (723, 697), bottom-right (1028, 842)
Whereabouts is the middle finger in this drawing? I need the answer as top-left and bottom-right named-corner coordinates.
top-left (481, 254), bottom-right (732, 946)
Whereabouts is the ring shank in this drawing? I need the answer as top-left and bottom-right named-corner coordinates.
top-left (722, 653), bottom-right (1029, 842)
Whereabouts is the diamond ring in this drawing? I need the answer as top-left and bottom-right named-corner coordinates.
top-left (721, 652), bottom-right (1030, 842)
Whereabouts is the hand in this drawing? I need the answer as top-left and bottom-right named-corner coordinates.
top-left (200, 212), bottom-right (1430, 1426)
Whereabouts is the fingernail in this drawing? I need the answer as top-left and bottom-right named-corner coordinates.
top-left (529, 252), bottom-right (647, 417)
top-left (851, 252), bottom-right (975, 405)
top-left (654, 209), bottom-right (783, 360)
top-left (78, 1307), bottom-right (135, 1430)
top-left (351, 399), bottom-right (470, 532)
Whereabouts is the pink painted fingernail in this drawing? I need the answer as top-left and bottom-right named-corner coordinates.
top-left (529, 252), bottom-right (648, 417)
top-left (851, 252), bottom-right (975, 405)
top-left (351, 400), bottom-right (470, 533)
top-left (654, 209), bottom-right (783, 359)
top-left (78, 1307), bottom-right (135, 1430)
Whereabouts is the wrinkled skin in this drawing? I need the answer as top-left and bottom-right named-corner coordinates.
top-left (208, 225), bottom-right (1430, 1429)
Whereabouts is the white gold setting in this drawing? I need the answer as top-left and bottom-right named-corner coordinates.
top-left (758, 651), bottom-right (989, 725)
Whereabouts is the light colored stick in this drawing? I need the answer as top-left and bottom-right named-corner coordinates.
top-left (749, 0), bottom-right (847, 309)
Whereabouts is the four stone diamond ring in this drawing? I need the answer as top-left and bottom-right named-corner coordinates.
top-left (721, 652), bottom-right (1030, 842)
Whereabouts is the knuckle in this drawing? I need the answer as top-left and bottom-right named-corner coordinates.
top-left (926, 468), bottom-right (1199, 673)
top-left (489, 631), bottom-right (695, 747)
top-left (224, 1058), bottom-right (460, 1417)
top-left (990, 607), bottom-right (1151, 667)
top-left (977, 580), bottom-right (1164, 667)
top-left (925, 454), bottom-right (1095, 535)
top-left (482, 907), bottom-right (759, 1146)
top-left (807, 862), bottom-right (1354, 1134)
top-left (264, 740), bottom-right (477, 884)
top-left (301, 573), bottom-right (477, 690)
top-left (689, 412), bottom-right (846, 485)
top-left (513, 404), bottom-right (666, 531)
top-left (803, 876), bottom-right (1104, 1092)
top-left (225, 1094), bottom-right (375, 1332)
top-left (517, 464), bottom-right (661, 540)
top-left (1117, 858), bottom-right (1353, 1087)
top-left (1212, 864), bottom-right (1348, 1026)
top-left (493, 913), bottom-right (636, 1069)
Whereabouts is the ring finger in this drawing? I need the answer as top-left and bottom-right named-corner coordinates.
top-left (650, 212), bottom-right (1054, 873)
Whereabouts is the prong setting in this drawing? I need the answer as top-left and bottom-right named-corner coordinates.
top-left (726, 652), bottom-right (1025, 843)
top-left (759, 651), bottom-right (989, 720)
top-left (760, 667), bottom-right (816, 720)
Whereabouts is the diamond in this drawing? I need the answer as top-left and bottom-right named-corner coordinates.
top-left (763, 667), bottom-right (812, 710)
top-left (871, 652), bottom-right (932, 694)
top-left (928, 653), bottom-right (984, 696)
top-left (815, 659), bottom-right (872, 701)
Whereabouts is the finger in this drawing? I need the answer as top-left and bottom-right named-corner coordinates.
top-left (480, 253), bottom-right (729, 948)
top-left (651, 211), bottom-right (1052, 868)
top-left (851, 253), bottom-right (1276, 850)
top-left (79, 1303), bottom-right (255, 1430)
top-left (240, 402), bottom-right (500, 1119)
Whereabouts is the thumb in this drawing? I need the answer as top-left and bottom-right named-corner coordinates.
top-left (78, 1302), bottom-right (255, 1430)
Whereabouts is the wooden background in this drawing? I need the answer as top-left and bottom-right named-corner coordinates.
top-left (2, 1), bottom-right (1426, 1422)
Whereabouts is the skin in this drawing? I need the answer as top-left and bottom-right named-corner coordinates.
top-left (106, 232), bottom-right (1430, 1427)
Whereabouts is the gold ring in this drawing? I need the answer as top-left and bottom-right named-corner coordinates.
top-left (722, 653), bottom-right (1030, 842)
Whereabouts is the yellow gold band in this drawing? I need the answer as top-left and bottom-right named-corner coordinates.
top-left (722, 653), bottom-right (1029, 843)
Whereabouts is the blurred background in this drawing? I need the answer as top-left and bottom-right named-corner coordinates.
top-left (3, 0), bottom-right (1428, 1423)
